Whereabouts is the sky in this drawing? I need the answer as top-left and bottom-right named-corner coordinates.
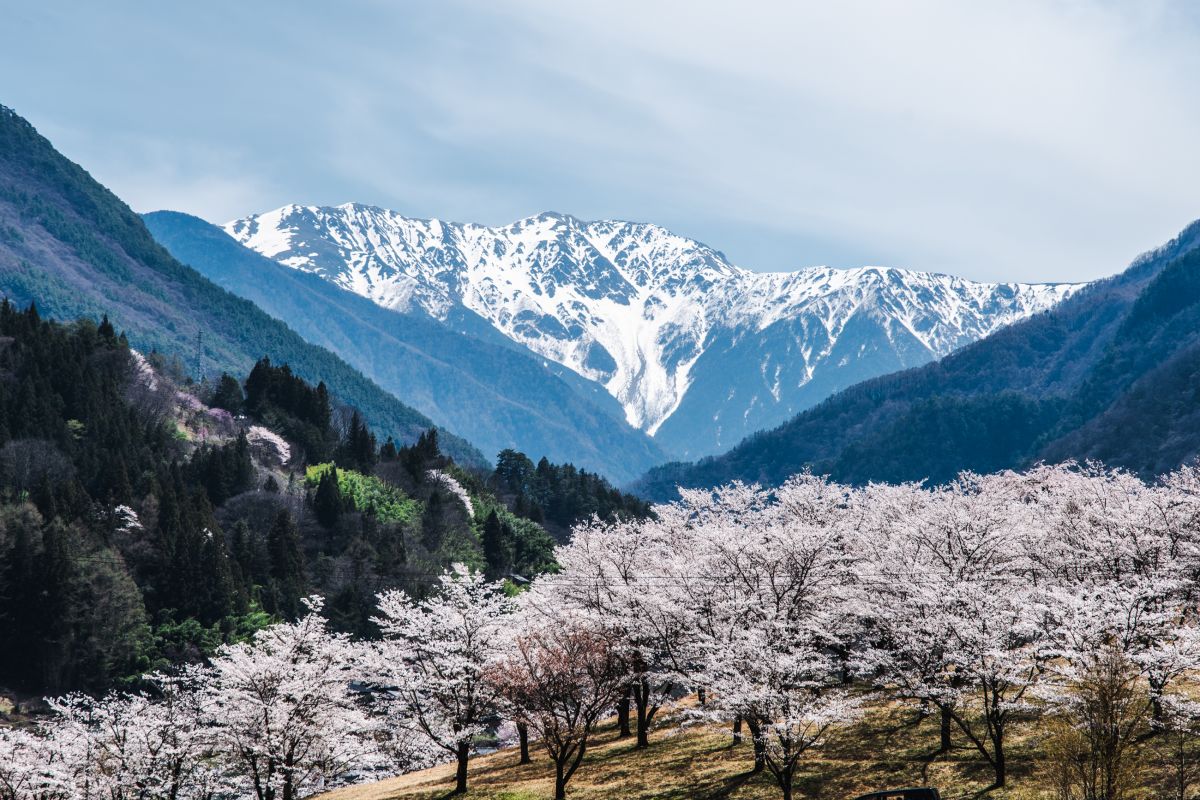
top-left (2, 1), bottom-right (1199, 282)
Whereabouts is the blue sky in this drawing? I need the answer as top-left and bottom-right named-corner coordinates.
top-left (3, 1), bottom-right (1199, 282)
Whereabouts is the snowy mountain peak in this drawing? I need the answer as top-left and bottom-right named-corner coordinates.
top-left (224, 204), bottom-right (1082, 455)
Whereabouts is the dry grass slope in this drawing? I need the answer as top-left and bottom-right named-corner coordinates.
top-left (323, 705), bottom-right (1076, 800)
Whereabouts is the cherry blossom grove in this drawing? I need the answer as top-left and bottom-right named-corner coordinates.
top-left (4, 462), bottom-right (1200, 799)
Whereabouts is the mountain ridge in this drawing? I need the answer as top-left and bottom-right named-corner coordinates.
top-left (226, 202), bottom-right (1081, 457)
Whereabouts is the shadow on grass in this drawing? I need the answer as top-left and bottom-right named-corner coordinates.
top-left (332, 705), bottom-right (1056, 800)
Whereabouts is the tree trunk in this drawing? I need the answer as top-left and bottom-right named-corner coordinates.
top-left (280, 761), bottom-right (294, 800)
top-left (634, 679), bottom-right (651, 749)
top-left (454, 740), bottom-right (470, 794)
top-left (557, 739), bottom-right (593, 800)
top-left (697, 686), bottom-right (707, 706)
top-left (555, 758), bottom-right (567, 800)
top-left (938, 705), bottom-right (952, 753)
top-left (991, 731), bottom-right (1006, 789)
top-left (518, 722), bottom-right (531, 764)
top-left (780, 773), bottom-right (794, 800)
top-left (617, 686), bottom-right (632, 739)
top-left (733, 716), bottom-right (743, 745)
top-left (746, 718), bottom-right (766, 774)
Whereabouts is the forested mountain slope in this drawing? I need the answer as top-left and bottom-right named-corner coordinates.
top-left (634, 219), bottom-right (1200, 499)
top-left (0, 306), bottom-right (648, 696)
top-left (143, 211), bottom-right (666, 483)
top-left (0, 105), bottom-right (482, 466)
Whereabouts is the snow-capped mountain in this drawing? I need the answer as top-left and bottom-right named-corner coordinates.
top-left (225, 203), bottom-right (1081, 458)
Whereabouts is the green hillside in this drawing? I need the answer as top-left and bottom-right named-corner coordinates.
top-left (0, 104), bottom-right (484, 466)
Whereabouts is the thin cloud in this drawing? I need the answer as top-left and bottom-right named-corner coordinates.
top-left (2, 1), bottom-right (1198, 282)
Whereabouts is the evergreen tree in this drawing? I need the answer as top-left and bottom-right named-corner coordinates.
top-left (493, 449), bottom-right (536, 496)
top-left (188, 433), bottom-right (254, 506)
top-left (229, 519), bottom-right (256, 601)
top-left (97, 313), bottom-right (115, 340)
top-left (481, 510), bottom-right (511, 579)
top-left (337, 410), bottom-right (377, 473)
top-left (421, 491), bottom-right (444, 552)
top-left (191, 494), bottom-right (237, 622)
top-left (265, 510), bottom-right (305, 619)
top-left (103, 456), bottom-right (133, 504)
top-left (421, 428), bottom-right (440, 459)
top-left (397, 427), bottom-right (445, 479)
top-left (210, 372), bottom-right (245, 414)
top-left (313, 467), bottom-right (342, 529)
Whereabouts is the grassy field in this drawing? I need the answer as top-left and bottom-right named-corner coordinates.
top-left (322, 704), bottom-right (1078, 800)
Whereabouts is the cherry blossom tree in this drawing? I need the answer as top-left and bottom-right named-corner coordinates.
top-left (48, 669), bottom-right (222, 800)
top-left (202, 597), bottom-right (382, 800)
top-left (849, 481), bottom-right (960, 750)
top-left (0, 725), bottom-right (71, 800)
top-left (426, 469), bottom-right (473, 517)
top-left (646, 477), bottom-right (866, 797)
top-left (853, 473), bottom-right (1045, 789)
top-left (548, 511), bottom-right (697, 749)
top-left (1025, 464), bottom-right (1200, 721)
top-left (367, 564), bottom-right (515, 794)
top-left (707, 621), bottom-right (863, 800)
top-left (488, 619), bottom-right (628, 800)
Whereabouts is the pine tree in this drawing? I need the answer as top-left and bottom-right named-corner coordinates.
top-left (190, 493), bottom-right (237, 622)
top-left (422, 428), bottom-right (440, 458)
top-left (421, 491), bottom-right (444, 552)
top-left (265, 510), bottom-right (305, 619)
top-left (229, 519), bottom-right (255, 601)
top-left (481, 510), bottom-right (511, 579)
top-left (242, 358), bottom-right (272, 413)
top-left (232, 432), bottom-right (254, 491)
top-left (104, 457), bottom-right (133, 504)
top-left (314, 381), bottom-right (332, 429)
top-left (313, 467), bottom-right (342, 529)
top-left (32, 473), bottom-right (57, 520)
top-left (97, 313), bottom-right (115, 340)
top-left (210, 372), bottom-right (245, 414)
top-left (337, 411), bottom-right (377, 473)
top-left (33, 518), bottom-right (77, 692)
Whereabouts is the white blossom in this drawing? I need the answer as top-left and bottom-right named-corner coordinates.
top-left (202, 597), bottom-right (385, 800)
top-left (364, 565), bottom-right (515, 793)
top-left (0, 725), bottom-right (72, 800)
top-left (245, 424), bottom-right (291, 465)
top-left (426, 469), bottom-right (474, 517)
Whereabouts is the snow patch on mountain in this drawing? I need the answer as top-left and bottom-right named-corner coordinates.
top-left (225, 204), bottom-right (1081, 438)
